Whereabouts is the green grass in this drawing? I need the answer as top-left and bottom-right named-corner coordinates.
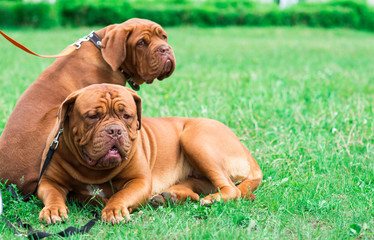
top-left (1, 26), bottom-right (374, 239)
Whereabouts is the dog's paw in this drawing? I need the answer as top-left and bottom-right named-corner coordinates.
top-left (200, 194), bottom-right (221, 206)
top-left (149, 191), bottom-right (177, 208)
top-left (101, 204), bottom-right (130, 224)
top-left (200, 198), bottom-right (215, 206)
top-left (39, 204), bottom-right (69, 224)
top-left (149, 194), bottom-right (165, 208)
top-left (249, 193), bottom-right (256, 201)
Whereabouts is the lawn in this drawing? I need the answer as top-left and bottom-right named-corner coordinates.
top-left (0, 26), bottom-right (373, 239)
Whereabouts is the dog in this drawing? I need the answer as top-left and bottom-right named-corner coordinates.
top-left (0, 18), bottom-right (175, 194)
top-left (37, 84), bottom-right (262, 224)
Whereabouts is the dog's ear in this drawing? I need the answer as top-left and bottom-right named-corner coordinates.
top-left (132, 93), bottom-right (142, 130)
top-left (48, 90), bottom-right (81, 142)
top-left (101, 25), bottom-right (131, 71)
top-left (134, 94), bottom-right (142, 130)
top-left (56, 91), bottom-right (81, 129)
top-left (41, 90), bottom-right (81, 166)
top-left (126, 88), bottom-right (142, 130)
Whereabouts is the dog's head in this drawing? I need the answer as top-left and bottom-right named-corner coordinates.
top-left (52, 84), bottom-right (141, 169)
top-left (100, 18), bottom-right (176, 85)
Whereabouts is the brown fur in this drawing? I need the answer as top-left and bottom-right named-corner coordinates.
top-left (0, 18), bottom-right (175, 194)
top-left (37, 84), bottom-right (262, 224)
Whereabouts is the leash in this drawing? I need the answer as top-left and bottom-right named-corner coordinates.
top-left (0, 30), bottom-right (100, 58)
top-left (0, 29), bottom-right (140, 91)
top-left (0, 128), bottom-right (99, 238)
top-left (0, 30), bottom-right (76, 58)
top-left (1, 197), bottom-right (98, 240)
top-left (30, 127), bottom-right (63, 197)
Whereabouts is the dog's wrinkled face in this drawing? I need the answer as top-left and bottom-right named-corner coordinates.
top-left (63, 85), bottom-right (141, 169)
top-left (101, 18), bottom-right (176, 85)
top-left (126, 21), bottom-right (175, 84)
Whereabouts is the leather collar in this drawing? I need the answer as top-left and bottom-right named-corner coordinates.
top-left (88, 31), bottom-right (102, 50)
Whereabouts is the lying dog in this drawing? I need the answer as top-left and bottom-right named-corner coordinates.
top-left (0, 18), bottom-right (175, 194)
top-left (38, 84), bottom-right (262, 224)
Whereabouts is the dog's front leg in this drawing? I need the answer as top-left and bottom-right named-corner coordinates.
top-left (37, 179), bottom-right (69, 224)
top-left (102, 174), bottom-right (151, 224)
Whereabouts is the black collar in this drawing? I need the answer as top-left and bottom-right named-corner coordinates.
top-left (88, 31), bottom-right (140, 91)
top-left (120, 69), bottom-right (140, 91)
top-left (88, 31), bottom-right (102, 50)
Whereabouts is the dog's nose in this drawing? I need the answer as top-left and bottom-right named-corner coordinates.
top-left (105, 125), bottom-right (123, 138)
top-left (158, 45), bottom-right (170, 54)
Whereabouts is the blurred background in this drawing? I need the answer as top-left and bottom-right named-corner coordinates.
top-left (0, 0), bottom-right (374, 31)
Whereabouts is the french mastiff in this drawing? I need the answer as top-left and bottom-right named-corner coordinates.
top-left (38, 84), bottom-right (262, 224)
top-left (0, 18), bottom-right (175, 194)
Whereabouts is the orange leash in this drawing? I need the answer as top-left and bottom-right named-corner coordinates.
top-left (0, 29), bottom-right (78, 58)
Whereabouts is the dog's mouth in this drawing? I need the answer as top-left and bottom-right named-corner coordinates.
top-left (83, 146), bottom-right (123, 168)
top-left (156, 58), bottom-right (175, 81)
top-left (139, 56), bottom-right (175, 85)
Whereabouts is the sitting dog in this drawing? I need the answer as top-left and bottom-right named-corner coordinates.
top-left (38, 84), bottom-right (262, 224)
top-left (0, 18), bottom-right (175, 195)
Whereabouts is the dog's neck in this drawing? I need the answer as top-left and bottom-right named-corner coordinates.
top-left (49, 43), bottom-right (125, 91)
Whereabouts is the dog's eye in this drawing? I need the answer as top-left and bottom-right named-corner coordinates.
top-left (123, 114), bottom-right (131, 119)
top-left (87, 114), bottom-right (99, 121)
top-left (162, 35), bottom-right (167, 40)
top-left (137, 39), bottom-right (146, 46)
